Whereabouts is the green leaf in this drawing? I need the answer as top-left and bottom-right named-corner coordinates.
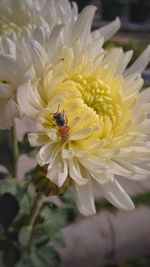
top-left (30, 251), bottom-right (46, 267)
top-left (19, 195), bottom-right (31, 216)
top-left (41, 206), bottom-right (66, 237)
top-left (37, 246), bottom-right (62, 267)
top-left (0, 193), bottom-right (19, 227)
top-left (0, 179), bottom-right (18, 195)
top-left (50, 231), bottom-right (65, 248)
top-left (19, 226), bottom-right (32, 247)
top-left (30, 227), bottom-right (49, 248)
top-left (60, 188), bottom-right (78, 222)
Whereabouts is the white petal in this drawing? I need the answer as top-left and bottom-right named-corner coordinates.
top-left (0, 83), bottom-right (13, 98)
top-left (99, 180), bottom-right (134, 210)
top-left (91, 171), bottom-right (114, 184)
top-left (47, 129), bottom-right (58, 142)
top-left (29, 40), bottom-right (47, 76)
top-left (129, 173), bottom-right (150, 181)
top-left (113, 159), bottom-right (150, 176)
top-left (72, 181), bottom-right (96, 216)
top-left (124, 45), bottom-right (150, 76)
top-left (16, 37), bottom-right (31, 76)
top-left (1, 37), bottom-right (16, 56)
top-left (32, 26), bottom-right (45, 46)
top-left (0, 54), bottom-right (19, 86)
top-left (70, 5), bottom-right (97, 48)
top-left (62, 146), bottom-right (74, 159)
top-left (103, 48), bottom-right (125, 72)
top-left (47, 155), bottom-right (68, 187)
top-left (48, 24), bottom-right (64, 59)
top-left (86, 37), bottom-right (104, 60)
top-left (99, 17), bottom-right (120, 42)
top-left (69, 158), bottom-right (88, 185)
top-left (47, 145), bottom-right (61, 170)
top-left (108, 160), bottom-right (133, 177)
top-left (28, 133), bottom-right (48, 147)
top-left (79, 156), bottom-right (106, 171)
top-left (117, 50), bottom-right (133, 75)
top-left (123, 73), bottom-right (143, 96)
top-left (36, 142), bottom-right (56, 166)
top-left (17, 77), bottom-right (44, 117)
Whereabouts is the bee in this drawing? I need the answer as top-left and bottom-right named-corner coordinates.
top-left (52, 104), bottom-right (70, 141)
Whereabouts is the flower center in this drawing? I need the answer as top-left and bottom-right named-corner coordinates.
top-left (42, 65), bottom-right (131, 141)
top-left (71, 72), bottom-right (122, 126)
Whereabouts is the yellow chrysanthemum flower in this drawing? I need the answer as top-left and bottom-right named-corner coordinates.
top-left (17, 6), bottom-right (150, 215)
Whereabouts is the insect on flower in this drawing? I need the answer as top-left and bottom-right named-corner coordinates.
top-left (52, 104), bottom-right (70, 141)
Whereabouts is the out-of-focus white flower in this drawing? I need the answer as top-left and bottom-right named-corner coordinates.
top-left (0, 34), bottom-right (31, 129)
top-left (0, 0), bottom-right (78, 36)
top-left (17, 6), bottom-right (150, 216)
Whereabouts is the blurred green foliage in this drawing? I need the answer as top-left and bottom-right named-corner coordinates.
top-left (0, 177), bottom-right (76, 267)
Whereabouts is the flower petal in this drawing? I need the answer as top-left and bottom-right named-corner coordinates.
top-left (48, 24), bottom-right (64, 59)
top-left (36, 142), bottom-right (56, 166)
top-left (17, 77), bottom-right (44, 117)
top-left (0, 83), bottom-right (13, 98)
top-left (69, 158), bottom-right (88, 185)
top-left (29, 40), bottom-right (47, 76)
top-left (32, 26), bottom-right (45, 46)
top-left (90, 170), bottom-right (114, 184)
top-left (124, 45), bottom-right (150, 76)
top-left (98, 180), bottom-right (134, 210)
top-left (99, 17), bottom-right (120, 42)
top-left (28, 133), bottom-right (49, 147)
top-left (47, 155), bottom-right (68, 187)
top-left (72, 181), bottom-right (96, 216)
top-left (0, 54), bottom-right (19, 86)
top-left (70, 5), bottom-right (97, 48)
top-left (1, 36), bottom-right (16, 55)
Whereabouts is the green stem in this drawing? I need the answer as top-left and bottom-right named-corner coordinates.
top-left (11, 123), bottom-right (19, 178)
top-left (29, 193), bottom-right (44, 228)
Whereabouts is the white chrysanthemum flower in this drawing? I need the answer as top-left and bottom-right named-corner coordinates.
top-left (17, 6), bottom-right (150, 215)
top-left (0, 0), bottom-right (78, 36)
top-left (0, 34), bottom-right (31, 129)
